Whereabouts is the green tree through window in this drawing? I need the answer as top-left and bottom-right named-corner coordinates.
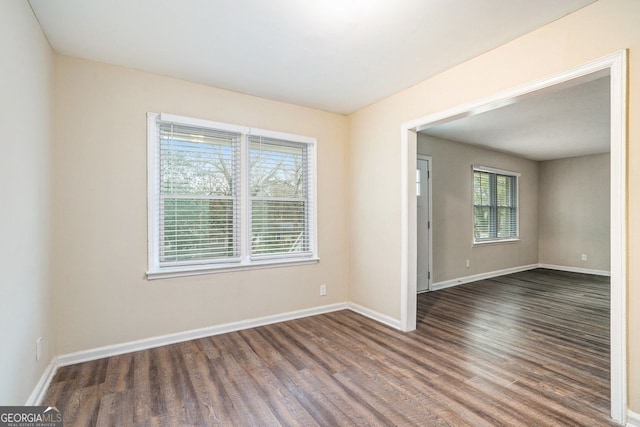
top-left (159, 124), bottom-right (239, 264)
top-left (249, 137), bottom-right (309, 256)
top-left (148, 113), bottom-right (317, 276)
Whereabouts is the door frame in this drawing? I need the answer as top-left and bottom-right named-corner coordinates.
top-left (416, 155), bottom-right (433, 293)
top-left (399, 50), bottom-right (627, 423)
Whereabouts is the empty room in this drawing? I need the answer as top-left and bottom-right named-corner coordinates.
top-left (1, 0), bottom-right (639, 426)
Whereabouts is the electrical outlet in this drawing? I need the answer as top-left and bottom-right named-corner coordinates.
top-left (465, 259), bottom-right (470, 268)
top-left (581, 254), bottom-right (587, 261)
top-left (320, 284), bottom-right (327, 296)
top-left (36, 337), bottom-right (42, 362)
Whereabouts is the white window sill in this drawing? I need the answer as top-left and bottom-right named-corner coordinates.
top-left (147, 257), bottom-right (320, 280)
top-left (473, 238), bottom-right (520, 247)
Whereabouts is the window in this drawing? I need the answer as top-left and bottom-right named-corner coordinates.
top-left (249, 136), bottom-right (311, 258)
top-left (473, 166), bottom-right (519, 243)
top-left (147, 113), bottom-right (317, 278)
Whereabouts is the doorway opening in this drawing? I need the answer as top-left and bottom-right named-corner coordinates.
top-left (416, 155), bottom-right (432, 293)
top-left (401, 51), bottom-right (627, 423)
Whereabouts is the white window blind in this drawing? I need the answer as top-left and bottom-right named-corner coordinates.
top-left (473, 168), bottom-right (518, 242)
top-left (147, 112), bottom-right (318, 278)
top-left (158, 123), bottom-right (240, 265)
top-left (249, 136), bottom-right (310, 259)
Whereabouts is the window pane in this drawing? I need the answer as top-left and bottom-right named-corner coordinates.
top-left (474, 206), bottom-right (492, 239)
top-left (160, 126), bottom-right (236, 196)
top-left (496, 175), bottom-right (515, 207)
top-left (250, 139), bottom-right (305, 198)
top-left (497, 207), bottom-right (517, 238)
top-left (251, 200), bottom-right (307, 255)
top-left (160, 198), bottom-right (235, 262)
top-left (159, 123), bottom-right (239, 264)
top-left (474, 171), bottom-right (491, 205)
top-left (249, 137), bottom-right (309, 257)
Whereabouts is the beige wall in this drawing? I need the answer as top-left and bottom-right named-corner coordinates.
top-left (417, 138), bottom-right (610, 281)
top-left (7, 0), bottom-right (638, 412)
top-left (539, 154), bottom-right (610, 271)
top-left (52, 56), bottom-right (349, 354)
top-left (348, 0), bottom-right (640, 410)
top-left (0, 1), bottom-right (54, 404)
top-left (417, 135), bottom-right (539, 283)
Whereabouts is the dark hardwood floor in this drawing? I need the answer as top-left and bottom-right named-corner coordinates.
top-left (43, 269), bottom-right (615, 426)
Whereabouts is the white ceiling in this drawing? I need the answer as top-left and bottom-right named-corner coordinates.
top-left (29, 0), bottom-right (596, 114)
top-left (420, 75), bottom-right (611, 161)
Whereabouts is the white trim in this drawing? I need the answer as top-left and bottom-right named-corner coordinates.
top-left (247, 127), bottom-right (315, 145)
top-left (308, 141), bottom-right (319, 257)
top-left (28, 303), bottom-right (347, 402)
top-left (538, 264), bottom-right (611, 277)
top-left (473, 165), bottom-right (521, 177)
top-left (147, 257), bottom-right (319, 280)
top-left (24, 359), bottom-right (58, 405)
top-left (348, 303), bottom-right (403, 330)
top-left (431, 263), bottom-right (611, 292)
top-left (431, 264), bottom-right (538, 291)
top-left (158, 113), bottom-right (315, 146)
top-left (56, 303), bottom-right (348, 367)
top-left (472, 238), bottom-right (520, 247)
top-left (627, 409), bottom-right (640, 427)
top-left (30, 302), bottom-right (403, 404)
top-left (608, 50), bottom-right (628, 425)
top-left (147, 112), bottom-right (160, 274)
top-left (400, 129), bottom-right (418, 331)
top-left (240, 132), bottom-right (250, 263)
top-left (400, 50), bottom-right (627, 423)
top-left (159, 112), bottom-right (249, 134)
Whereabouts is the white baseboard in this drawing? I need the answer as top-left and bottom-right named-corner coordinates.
top-left (431, 264), bottom-right (538, 291)
top-left (56, 302), bottom-right (348, 367)
top-left (25, 359), bottom-right (58, 405)
top-left (29, 302), bottom-right (349, 404)
top-left (538, 263), bottom-right (611, 277)
top-left (28, 260), bottom-right (615, 405)
top-left (627, 409), bottom-right (640, 427)
top-left (348, 303), bottom-right (402, 330)
top-left (431, 263), bottom-right (612, 292)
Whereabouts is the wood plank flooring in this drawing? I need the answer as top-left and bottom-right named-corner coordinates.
top-left (43, 269), bottom-right (616, 426)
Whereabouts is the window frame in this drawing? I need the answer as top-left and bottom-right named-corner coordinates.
top-left (147, 112), bottom-right (318, 279)
top-left (472, 165), bottom-right (520, 245)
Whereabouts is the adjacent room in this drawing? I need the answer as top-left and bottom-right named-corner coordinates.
top-left (2, 0), bottom-right (639, 426)
top-left (417, 74), bottom-right (611, 291)
top-left (412, 74), bottom-right (612, 424)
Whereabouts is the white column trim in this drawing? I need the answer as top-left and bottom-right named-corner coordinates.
top-left (400, 50), bottom-right (627, 424)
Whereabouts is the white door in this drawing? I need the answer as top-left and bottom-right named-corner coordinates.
top-left (417, 157), bottom-right (431, 293)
